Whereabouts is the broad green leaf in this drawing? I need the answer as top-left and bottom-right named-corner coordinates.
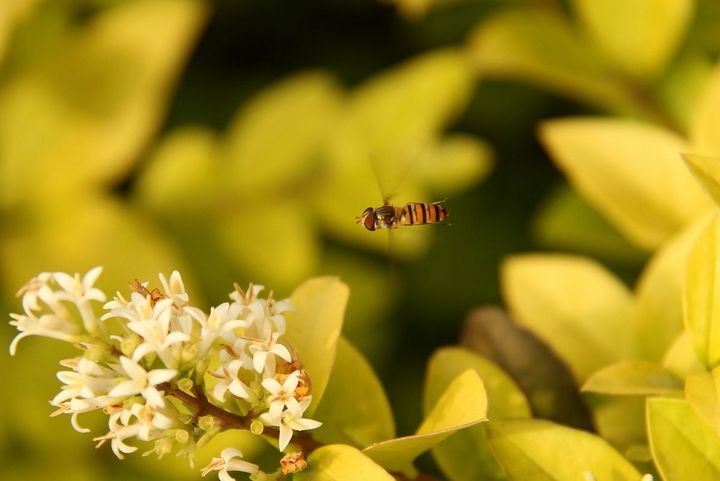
top-left (467, 9), bottom-right (630, 111)
top-left (686, 367), bottom-right (720, 434)
top-left (685, 214), bottom-right (720, 368)
top-left (501, 254), bottom-right (634, 381)
top-left (285, 277), bottom-right (349, 415)
top-left (221, 72), bottom-right (342, 197)
top-left (582, 360), bottom-right (683, 395)
top-left (571, 0), bottom-right (693, 80)
top-left (424, 347), bottom-right (529, 481)
top-left (689, 59), bottom-right (720, 157)
top-left (684, 154), bottom-right (720, 207)
top-left (363, 370), bottom-right (487, 477)
top-left (0, 0), bottom-right (207, 207)
top-left (294, 445), bottom-right (394, 481)
top-left (134, 126), bottom-right (218, 216)
top-left (647, 398), bottom-right (720, 480)
top-left (532, 184), bottom-right (647, 265)
top-left (212, 201), bottom-right (319, 291)
top-left (634, 216), bottom-right (706, 360)
top-left (663, 331), bottom-right (705, 378)
top-left (461, 307), bottom-right (592, 430)
top-left (313, 337), bottom-right (395, 448)
top-left (539, 118), bottom-right (708, 249)
top-left (488, 418), bottom-right (641, 481)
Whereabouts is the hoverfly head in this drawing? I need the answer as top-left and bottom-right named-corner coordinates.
top-left (356, 207), bottom-right (376, 231)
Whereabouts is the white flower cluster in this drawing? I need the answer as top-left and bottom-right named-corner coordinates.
top-left (9, 267), bottom-right (321, 479)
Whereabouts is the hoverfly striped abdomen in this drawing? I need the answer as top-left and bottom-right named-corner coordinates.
top-left (401, 202), bottom-right (448, 226)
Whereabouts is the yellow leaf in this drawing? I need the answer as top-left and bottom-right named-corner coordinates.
top-left (467, 9), bottom-right (629, 111)
top-left (540, 118), bottom-right (708, 249)
top-left (633, 216), bottom-right (707, 360)
top-left (690, 64), bottom-right (720, 156)
top-left (685, 214), bottom-right (720, 368)
top-left (0, 0), bottom-right (207, 208)
top-left (363, 370), bottom-right (487, 476)
top-left (285, 277), bottom-right (349, 415)
top-left (502, 254), bottom-right (634, 381)
top-left (571, 0), bottom-right (693, 80)
top-left (294, 445), bottom-right (394, 481)
top-left (684, 153), bottom-right (720, 207)
top-left (582, 360), bottom-right (683, 395)
top-left (662, 331), bottom-right (705, 378)
top-left (686, 367), bottom-right (720, 435)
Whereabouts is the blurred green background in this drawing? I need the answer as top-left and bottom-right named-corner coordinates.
top-left (2, 0), bottom-right (719, 479)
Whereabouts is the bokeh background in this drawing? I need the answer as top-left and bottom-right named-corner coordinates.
top-left (2, 0), bottom-right (719, 479)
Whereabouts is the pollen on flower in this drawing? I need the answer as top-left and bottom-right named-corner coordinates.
top-left (7, 267), bottom-right (323, 479)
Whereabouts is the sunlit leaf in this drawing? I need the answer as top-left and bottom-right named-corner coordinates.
top-left (501, 254), bottom-right (634, 380)
top-left (656, 53), bottom-right (714, 132)
top-left (685, 214), bottom-right (720, 368)
top-left (295, 445), bottom-right (394, 481)
top-left (415, 134), bottom-right (493, 195)
top-left (0, 0), bottom-right (207, 207)
top-left (684, 153), bottom-right (720, 207)
top-left (221, 72), bottom-right (343, 198)
top-left (539, 118), bottom-right (708, 249)
top-left (488, 418), bottom-right (641, 481)
top-left (688, 59), bottom-right (720, 157)
top-left (634, 216), bottom-right (706, 360)
top-left (686, 367), bottom-right (720, 435)
top-left (582, 360), bottom-right (683, 395)
top-left (285, 277), bottom-right (349, 414)
top-left (363, 370), bottom-right (487, 477)
top-left (590, 396), bottom-right (647, 452)
top-left (647, 397), bottom-right (720, 480)
top-left (467, 9), bottom-right (630, 111)
top-left (460, 307), bottom-right (592, 430)
top-left (212, 200), bottom-right (319, 291)
top-left (313, 337), bottom-right (395, 448)
top-left (0, 0), bottom-right (40, 66)
top-left (571, 0), bottom-right (693, 80)
top-left (663, 331), bottom-right (705, 378)
top-left (424, 346), bottom-right (529, 481)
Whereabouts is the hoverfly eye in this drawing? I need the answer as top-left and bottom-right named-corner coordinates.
top-left (363, 212), bottom-right (376, 231)
top-left (362, 207), bottom-right (374, 217)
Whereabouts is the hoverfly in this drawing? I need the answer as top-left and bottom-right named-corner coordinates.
top-left (355, 201), bottom-right (448, 231)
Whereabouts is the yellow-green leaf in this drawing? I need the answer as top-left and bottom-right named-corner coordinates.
top-left (415, 134), bottom-right (493, 195)
top-left (685, 214), bottom-right (720, 368)
top-left (571, 0), bottom-right (693, 80)
top-left (221, 72), bottom-right (342, 197)
top-left (294, 445), bottom-right (394, 481)
top-left (363, 370), bottom-right (487, 477)
top-left (582, 360), bottom-right (683, 395)
top-left (540, 118), bottom-right (708, 249)
top-left (467, 9), bottom-right (628, 111)
top-left (212, 201), bottom-right (319, 291)
top-left (285, 277), bottom-right (349, 414)
top-left (488, 418), bottom-right (641, 481)
top-left (647, 398), bottom-right (720, 481)
top-left (313, 337), bottom-right (395, 448)
top-left (691, 64), bottom-right (720, 157)
top-left (424, 347), bottom-right (529, 481)
top-left (0, 0), bottom-right (207, 207)
top-left (686, 367), bottom-right (720, 434)
top-left (684, 153), bottom-right (720, 207)
top-left (663, 331), bottom-right (705, 378)
top-left (501, 254), bottom-right (634, 381)
top-left (590, 396), bottom-right (647, 452)
top-left (634, 216), bottom-right (706, 360)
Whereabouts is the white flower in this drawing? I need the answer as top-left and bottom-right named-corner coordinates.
top-left (9, 312), bottom-right (81, 355)
top-left (200, 448), bottom-right (258, 481)
top-left (198, 303), bottom-right (248, 355)
top-left (245, 331), bottom-right (291, 374)
top-left (159, 271), bottom-right (189, 306)
top-left (260, 401), bottom-right (322, 451)
top-left (129, 402), bottom-right (175, 441)
top-left (210, 359), bottom-right (250, 402)
top-left (108, 356), bottom-right (176, 407)
top-left (51, 395), bottom-right (117, 433)
top-left (262, 371), bottom-right (302, 415)
top-left (52, 358), bottom-right (118, 404)
top-left (94, 409), bottom-right (140, 459)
